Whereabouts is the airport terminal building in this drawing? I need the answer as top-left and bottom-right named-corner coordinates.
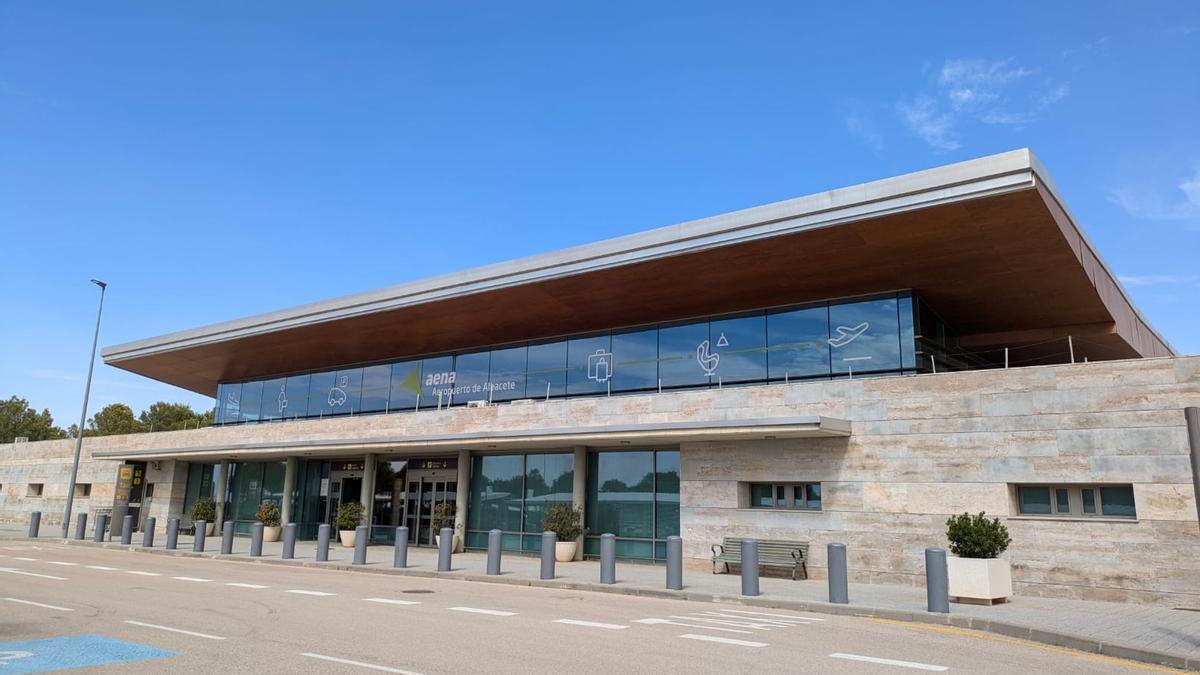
top-left (3, 149), bottom-right (1198, 605)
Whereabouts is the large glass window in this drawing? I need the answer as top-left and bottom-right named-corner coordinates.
top-left (453, 351), bottom-right (491, 404)
top-left (227, 461), bottom-right (287, 534)
top-left (829, 297), bottom-right (902, 375)
top-left (359, 365), bottom-right (391, 413)
top-left (567, 335), bottom-right (612, 396)
top-left (467, 454), bottom-right (526, 537)
top-left (282, 374), bottom-right (309, 420)
top-left (585, 449), bottom-right (679, 559)
top-left (466, 452), bottom-right (575, 552)
top-left (658, 322), bottom-right (710, 389)
top-left (488, 346), bottom-right (527, 402)
top-left (218, 382), bottom-right (242, 424)
top-left (526, 341), bottom-right (567, 400)
top-left (388, 361), bottom-right (422, 411)
top-left (420, 356), bottom-right (455, 408)
top-left (522, 453), bottom-right (575, 537)
top-left (239, 380), bottom-right (263, 423)
top-left (710, 315), bottom-right (767, 384)
top-left (767, 305), bottom-right (830, 380)
top-left (258, 378), bottom-right (286, 421)
top-left (611, 328), bottom-right (658, 392)
top-left (307, 371), bottom-right (337, 418)
top-left (899, 294), bottom-right (916, 370)
top-left (329, 368), bottom-right (362, 415)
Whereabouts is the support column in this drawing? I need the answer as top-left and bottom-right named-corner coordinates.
top-left (454, 450), bottom-right (469, 553)
top-left (214, 459), bottom-right (230, 526)
top-left (1186, 407), bottom-right (1200, 532)
top-left (572, 446), bottom-right (587, 561)
top-left (360, 453), bottom-right (377, 535)
top-left (281, 457), bottom-right (297, 525)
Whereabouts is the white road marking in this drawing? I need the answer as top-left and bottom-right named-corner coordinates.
top-left (553, 619), bottom-right (628, 630)
top-left (126, 570), bottom-right (161, 576)
top-left (723, 609), bottom-right (826, 621)
top-left (86, 565), bottom-right (119, 571)
top-left (830, 653), bottom-right (948, 671)
top-left (124, 620), bottom-right (226, 641)
top-left (226, 582), bottom-right (269, 589)
top-left (171, 576), bottom-right (212, 583)
top-left (634, 618), bottom-right (752, 634)
top-left (286, 589), bottom-right (335, 596)
top-left (3, 597), bottom-right (73, 611)
top-left (46, 561), bottom-right (77, 566)
top-left (0, 567), bottom-right (67, 581)
top-left (363, 597), bottom-right (420, 606)
top-left (448, 606), bottom-right (516, 617)
top-left (14, 557), bottom-right (37, 562)
top-left (300, 652), bottom-right (425, 674)
top-left (679, 634), bottom-right (768, 648)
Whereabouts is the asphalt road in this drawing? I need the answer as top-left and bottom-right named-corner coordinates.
top-left (0, 541), bottom-right (1173, 674)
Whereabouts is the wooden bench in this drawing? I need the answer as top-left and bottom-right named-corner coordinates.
top-left (711, 538), bottom-right (808, 580)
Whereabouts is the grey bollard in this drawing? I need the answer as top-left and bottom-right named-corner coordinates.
top-left (192, 520), bottom-right (206, 552)
top-left (316, 524), bottom-right (330, 562)
top-left (121, 515), bottom-right (134, 545)
top-left (75, 513), bottom-right (88, 540)
top-left (540, 531), bottom-right (556, 580)
top-left (666, 535), bottom-right (683, 590)
top-left (828, 543), bottom-right (849, 604)
top-left (486, 529), bottom-right (502, 575)
top-left (28, 511), bottom-right (41, 538)
top-left (741, 539), bottom-right (761, 596)
top-left (93, 514), bottom-right (107, 543)
top-left (436, 527), bottom-right (453, 571)
top-left (599, 533), bottom-right (616, 584)
top-left (221, 520), bottom-right (234, 554)
top-left (353, 525), bottom-right (368, 565)
top-left (393, 527), bottom-right (408, 568)
top-left (142, 517), bottom-right (156, 547)
top-left (282, 524), bottom-right (297, 559)
top-left (925, 547), bottom-right (950, 613)
top-left (166, 517), bottom-right (179, 549)
top-left (250, 522), bottom-right (264, 557)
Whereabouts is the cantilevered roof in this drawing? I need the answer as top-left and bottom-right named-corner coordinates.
top-left (90, 416), bottom-right (851, 462)
top-left (102, 148), bottom-right (1173, 396)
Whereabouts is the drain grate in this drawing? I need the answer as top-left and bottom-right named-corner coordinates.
top-left (401, 589), bottom-right (434, 594)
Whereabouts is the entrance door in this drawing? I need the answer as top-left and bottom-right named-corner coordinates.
top-left (406, 479), bottom-right (456, 546)
top-left (327, 477), bottom-right (363, 527)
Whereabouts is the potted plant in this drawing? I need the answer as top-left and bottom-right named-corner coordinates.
top-left (257, 501), bottom-right (282, 543)
top-left (431, 503), bottom-right (459, 549)
top-left (335, 501), bottom-right (363, 547)
top-left (542, 503), bottom-right (586, 562)
top-left (945, 511), bottom-right (1013, 604)
top-left (191, 497), bottom-right (217, 536)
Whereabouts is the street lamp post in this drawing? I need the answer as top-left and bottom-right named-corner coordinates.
top-left (61, 279), bottom-right (107, 538)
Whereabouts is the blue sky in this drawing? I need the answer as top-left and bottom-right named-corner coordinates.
top-left (2, 2), bottom-right (1198, 424)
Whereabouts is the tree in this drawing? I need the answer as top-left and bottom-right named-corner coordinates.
top-left (88, 403), bottom-right (142, 436)
top-left (139, 401), bottom-right (206, 432)
top-left (0, 396), bottom-right (67, 443)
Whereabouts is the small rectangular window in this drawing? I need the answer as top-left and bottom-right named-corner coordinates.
top-left (1081, 488), bottom-right (1096, 514)
top-left (749, 484), bottom-right (774, 508)
top-left (27, 483), bottom-right (43, 497)
top-left (747, 482), bottom-right (821, 511)
top-left (74, 483), bottom-right (91, 497)
top-left (1015, 484), bottom-right (1135, 519)
top-left (1054, 488), bottom-right (1070, 513)
top-left (1099, 486), bottom-right (1137, 519)
top-left (1017, 486), bottom-right (1051, 514)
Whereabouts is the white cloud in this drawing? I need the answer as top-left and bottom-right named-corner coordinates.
top-left (1110, 165), bottom-right (1200, 222)
top-left (1061, 36), bottom-right (1109, 59)
top-left (844, 111), bottom-right (884, 150)
top-left (896, 58), bottom-right (1066, 149)
top-left (1118, 274), bottom-right (1200, 287)
top-left (896, 96), bottom-right (959, 151)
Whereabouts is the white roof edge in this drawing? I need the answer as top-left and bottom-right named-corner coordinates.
top-left (104, 149), bottom-right (1045, 362)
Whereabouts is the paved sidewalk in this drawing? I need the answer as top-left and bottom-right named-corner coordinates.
top-left (8, 525), bottom-right (1200, 670)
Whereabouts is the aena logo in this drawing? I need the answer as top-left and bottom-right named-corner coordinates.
top-left (424, 371), bottom-right (456, 386)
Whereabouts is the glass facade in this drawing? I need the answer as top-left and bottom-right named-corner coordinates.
top-left (585, 449), bottom-right (680, 560)
top-left (466, 452), bottom-right (575, 552)
top-left (215, 291), bottom-right (921, 425)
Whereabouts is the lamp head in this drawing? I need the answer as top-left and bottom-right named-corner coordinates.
top-left (90, 279), bottom-right (107, 289)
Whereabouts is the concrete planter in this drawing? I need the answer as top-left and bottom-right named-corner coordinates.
top-left (262, 525), bottom-right (281, 543)
top-left (555, 541), bottom-right (578, 562)
top-left (948, 556), bottom-right (1012, 604)
top-left (435, 534), bottom-right (462, 551)
top-left (339, 529), bottom-right (356, 548)
top-left (204, 522), bottom-right (216, 537)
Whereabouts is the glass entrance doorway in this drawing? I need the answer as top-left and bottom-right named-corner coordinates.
top-left (326, 475), bottom-right (363, 527)
top-left (404, 478), bottom-right (456, 547)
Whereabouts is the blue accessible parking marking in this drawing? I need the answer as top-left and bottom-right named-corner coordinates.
top-left (0, 635), bottom-right (176, 673)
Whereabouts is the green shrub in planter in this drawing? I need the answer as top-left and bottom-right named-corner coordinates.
top-left (335, 501), bottom-right (364, 531)
top-left (542, 503), bottom-right (586, 541)
top-left (431, 503), bottom-right (455, 532)
top-left (945, 512), bottom-right (1011, 559)
top-left (190, 496), bottom-right (216, 523)
top-left (256, 501), bottom-right (280, 527)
